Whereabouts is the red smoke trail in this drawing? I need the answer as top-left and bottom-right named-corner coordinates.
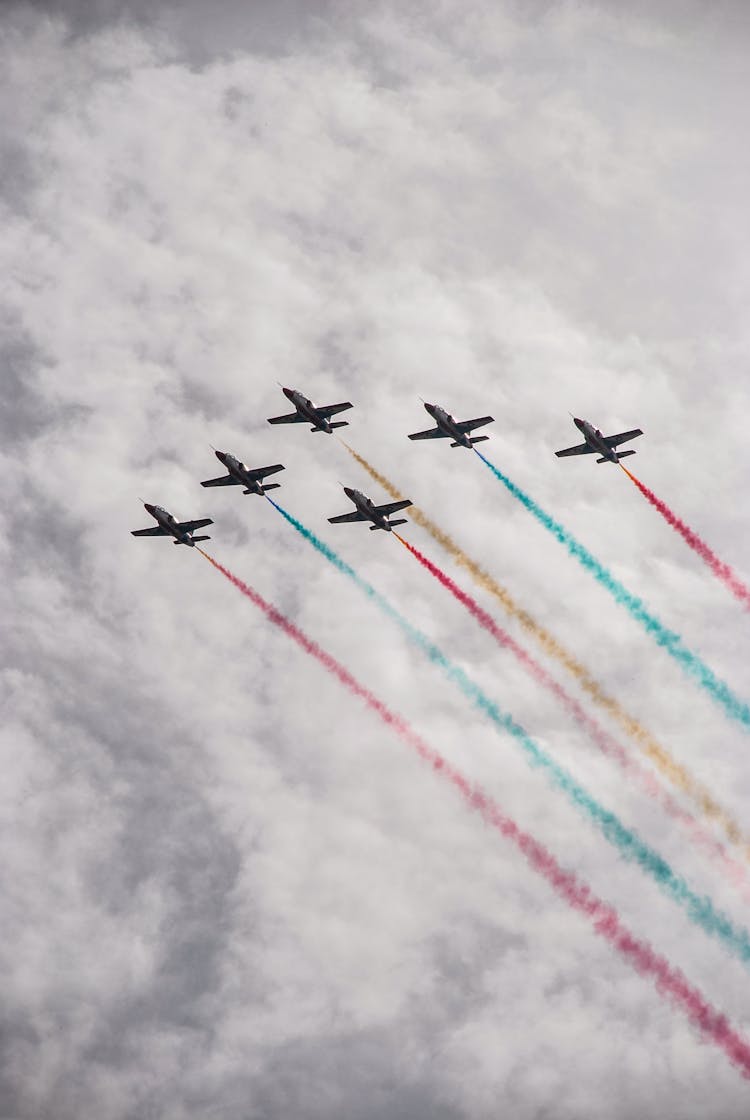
top-left (392, 534), bottom-right (750, 900)
top-left (198, 548), bottom-right (750, 1077)
top-left (620, 466), bottom-right (750, 608)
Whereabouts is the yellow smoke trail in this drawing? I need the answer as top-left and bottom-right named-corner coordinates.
top-left (342, 441), bottom-right (749, 855)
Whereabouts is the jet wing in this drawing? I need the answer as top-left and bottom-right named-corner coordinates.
top-left (455, 416), bottom-right (494, 434)
top-left (176, 518), bottom-right (214, 532)
top-left (316, 402), bottom-right (353, 418)
top-left (246, 463), bottom-right (285, 480)
top-left (374, 499), bottom-right (412, 516)
top-left (408, 427), bottom-right (447, 440)
top-left (328, 510), bottom-right (368, 524)
top-left (267, 412), bottom-right (306, 425)
top-left (604, 428), bottom-right (643, 448)
top-left (555, 442), bottom-right (595, 457)
top-left (201, 475), bottom-right (240, 487)
top-left (131, 526), bottom-right (170, 536)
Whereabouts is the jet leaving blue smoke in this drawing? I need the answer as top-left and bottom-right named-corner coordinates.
top-left (474, 451), bottom-right (750, 731)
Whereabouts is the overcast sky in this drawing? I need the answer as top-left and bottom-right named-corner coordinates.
top-left (3, 2), bottom-right (750, 1117)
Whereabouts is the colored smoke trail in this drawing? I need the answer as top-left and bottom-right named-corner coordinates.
top-left (340, 441), bottom-right (750, 857)
top-left (392, 532), bottom-right (750, 898)
top-left (197, 546), bottom-right (750, 1081)
top-left (474, 449), bottom-right (750, 730)
top-left (621, 465), bottom-right (750, 608)
top-left (263, 499), bottom-right (750, 968)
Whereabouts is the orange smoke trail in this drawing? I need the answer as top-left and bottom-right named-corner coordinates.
top-left (620, 464), bottom-right (750, 608)
top-left (392, 531), bottom-right (750, 900)
top-left (342, 441), bottom-right (750, 859)
top-left (196, 547), bottom-right (750, 1079)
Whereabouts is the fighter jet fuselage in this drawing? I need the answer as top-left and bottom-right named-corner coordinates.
top-left (328, 487), bottom-right (413, 532)
top-left (408, 402), bottom-right (495, 448)
top-left (345, 487), bottom-right (395, 532)
top-left (266, 387), bottom-right (353, 434)
top-left (215, 451), bottom-right (266, 495)
top-left (554, 418), bottom-right (644, 465)
top-left (425, 403), bottom-right (474, 448)
top-left (132, 504), bottom-right (214, 546)
top-left (287, 389), bottom-right (334, 433)
top-left (575, 418), bottom-right (619, 463)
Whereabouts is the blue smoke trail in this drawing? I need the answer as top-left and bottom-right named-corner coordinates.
top-left (474, 451), bottom-right (750, 730)
top-left (265, 497), bottom-right (750, 968)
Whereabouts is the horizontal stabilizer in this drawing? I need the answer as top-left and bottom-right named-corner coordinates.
top-left (388, 518), bottom-right (408, 528)
top-left (470, 435), bottom-right (489, 444)
top-left (617, 449), bottom-right (637, 460)
top-left (596, 457), bottom-right (612, 464)
top-left (262, 482), bottom-right (281, 491)
top-left (369, 523), bottom-right (384, 530)
top-left (329, 421), bottom-right (349, 429)
top-left (191, 535), bottom-right (211, 542)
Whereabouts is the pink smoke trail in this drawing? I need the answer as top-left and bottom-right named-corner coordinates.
top-left (392, 534), bottom-right (750, 901)
top-left (199, 547), bottom-right (750, 1079)
top-left (621, 466), bottom-right (750, 608)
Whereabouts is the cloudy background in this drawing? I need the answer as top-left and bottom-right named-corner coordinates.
top-left (3, 1), bottom-right (750, 1116)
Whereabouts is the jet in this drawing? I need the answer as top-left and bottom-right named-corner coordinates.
top-left (328, 486), bottom-right (412, 532)
top-left (201, 450), bottom-right (285, 496)
top-left (267, 386), bottom-right (353, 433)
top-left (408, 402), bottom-right (495, 449)
top-left (131, 503), bottom-right (213, 546)
top-left (555, 417), bottom-right (644, 464)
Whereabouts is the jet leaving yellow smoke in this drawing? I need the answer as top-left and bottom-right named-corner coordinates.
top-left (342, 441), bottom-right (749, 856)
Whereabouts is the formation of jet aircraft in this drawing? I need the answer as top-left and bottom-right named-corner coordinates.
top-left (555, 417), bottom-right (643, 464)
top-left (267, 386), bottom-right (353, 433)
top-left (408, 402), bottom-right (495, 449)
top-left (201, 450), bottom-right (285, 496)
top-left (131, 386), bottom-right (644, 544)
top-left (328, 486), bottom-right (413, 532)
top-left (131, 504), bottom-right (213, 546)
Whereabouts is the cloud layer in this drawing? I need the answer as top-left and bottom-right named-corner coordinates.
top-left (3, 2), bottom-right (750, 1116)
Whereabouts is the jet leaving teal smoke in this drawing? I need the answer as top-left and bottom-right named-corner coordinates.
top-left (265, 496), bottom-right (750, 969)
top-left (474, 451), bottom-right (750, 730)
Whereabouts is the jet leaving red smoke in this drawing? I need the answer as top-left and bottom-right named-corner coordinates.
top-left (621, 466), bottom-right (750, 608)
top-left (198, 547), bottom-right (750, 1079)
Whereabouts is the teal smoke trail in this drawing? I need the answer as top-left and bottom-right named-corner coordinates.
top-left (265, 497), bottom-right (750, 969)
top-left (474, 451), bottom-right (750, 730)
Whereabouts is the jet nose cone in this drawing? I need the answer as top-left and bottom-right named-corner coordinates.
top-left (573, 416), bottom-right (584, 427)
top-left (214, 449), bottom-right (226, 462)
top-left (144, 502), bottom-right (155, 515)
top-left (282, 386), bottom-right (293, 400)
top-left (344, 486), bottom-right (354, 498)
